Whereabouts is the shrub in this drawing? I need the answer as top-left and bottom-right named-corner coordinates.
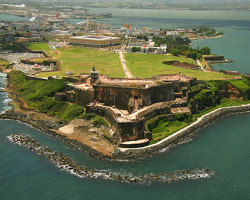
top-left (48, 101), bottom-right (69, 117)
top-left (60, 104), bottom-right (85, 121)
top-left (132, 47), bottom-right (141, 52)
top-left (189, 89), bottom-right (214, 109)
top-left (79, 113), bottom-right (96, 120)
top-left (175, 113), bottom-right (192, 122)
top-left (92, 116), bottom-right (109, 127)
top-left (31, 97), bottom-right (56, 113)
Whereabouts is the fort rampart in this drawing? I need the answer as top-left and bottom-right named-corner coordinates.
top-left (112, 104), bottom-right (250, 160)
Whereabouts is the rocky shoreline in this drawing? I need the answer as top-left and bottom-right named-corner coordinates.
top-left (8, 134), bottom-right (215, 184)
top-left (2, 102), bottom-right (250, 162)
top-left (0, 77), bottom-right (116, 161)
top-left (0, 109), bottom-right (114, 161)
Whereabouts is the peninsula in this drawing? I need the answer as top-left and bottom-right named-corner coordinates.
top-left (0, 14), bottom-right (249, 160)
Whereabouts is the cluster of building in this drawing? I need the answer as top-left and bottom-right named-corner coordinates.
top-left (14, 63), bottom-right (54, 74)
top-left (0, 10), bottom-right (195, 51)
top-left (0, 53), bottom-right (42, 65)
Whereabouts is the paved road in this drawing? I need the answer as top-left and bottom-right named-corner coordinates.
top-left (119, 50), bottom-right (133, 78)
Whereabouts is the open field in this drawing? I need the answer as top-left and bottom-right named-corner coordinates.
top-left (125, 53), bottom-right (236, 80)
top-left (26, 43), bottom-right (55, 57)
top-left (27, 43), bottom-right (235, 80)
top-left (27, 46), bottom-right (124, 78)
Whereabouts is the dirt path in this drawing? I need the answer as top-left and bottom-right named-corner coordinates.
top-left (119, 50), bottom-right (133, 78)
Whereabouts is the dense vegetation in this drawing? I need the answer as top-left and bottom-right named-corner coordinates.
top-left (2, 43), bottom-right (24, 53)
top-left (148, 78), bottom-right (250, 144)
top-left (132, 47), bottom-right (141, 52)
top-left (189, 78), bottom-right (250, 113)
top-left (170, 45), bottom-right (211, 59)
top-left (195, 26), bottom-right (224, 37)
top-left (79, 112), bottom-right (109, 127)
top-left (153, 35), bottom-right (190, 48)
top-left (8, 70), bottom-right (85, 121)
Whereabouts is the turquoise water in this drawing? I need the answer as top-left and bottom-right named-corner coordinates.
top-left (1, 9), bottom-right (250, 199)
top-left (192, 27), bottom-right (250, 73)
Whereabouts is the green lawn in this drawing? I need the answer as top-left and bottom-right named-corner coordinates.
top-left (26, 43), bottom-right (55, 57)
top-left (125, 53), bottom-right (236, 80)
top-left (35, 46), bottom-right (124, 78)
top-left (150, 120), bottom-right (188, 144)
top-left (0, 58), bottom-right (8, 66)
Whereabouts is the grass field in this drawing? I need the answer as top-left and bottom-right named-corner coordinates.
top-left (26, 43), bottom-right (55, 57)
top-left (27, 42), bottom-right (235, 80)
top-left (125, 53), bottom-right (236, 80)
top-left (27, 45), bottom-right (125, 78)
top-left (0, 58), bottom-right (8, 66)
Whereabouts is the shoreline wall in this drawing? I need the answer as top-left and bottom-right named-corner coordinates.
top-left (112, 104), bottom-right (250, 160)
top-left (1, 104), bottom-right (250, 161)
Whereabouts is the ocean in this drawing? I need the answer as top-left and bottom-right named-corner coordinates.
top-left (1, 9), bottom-right (250, 199)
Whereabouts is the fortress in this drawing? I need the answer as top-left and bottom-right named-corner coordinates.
top-left (54, 67), bottom-right (197, 145)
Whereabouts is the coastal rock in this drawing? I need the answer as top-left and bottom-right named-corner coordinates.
top-left (8, 134), bottom-right (215, 184)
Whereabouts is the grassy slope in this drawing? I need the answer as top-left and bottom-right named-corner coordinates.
top-left (125, 53), bottom-right (235, 80)
top-left (150, 120), bottom-right (188, 144)
top-left (26, 45), bottom-right (124, 78)
top-left (8, 70), bottom-right (85, 121)
top-left (149, 99), bottom-right (250, 144)
top-left (26, 43), bottom-right (55, 57)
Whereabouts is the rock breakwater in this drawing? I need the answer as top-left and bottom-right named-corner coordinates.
top-left (8, 134), bottom-right (215, 184)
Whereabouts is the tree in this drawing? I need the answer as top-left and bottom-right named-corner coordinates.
top-left (197, 53), bottom-right (202, 60)
top-left (132, 47), bottom-right (141, 52)
top-left (188, 51), bottom-right (198, 59)
top-left (171, 49), bottom-right (182, 56)
top-left (200, 46), bottom-right (211, 55)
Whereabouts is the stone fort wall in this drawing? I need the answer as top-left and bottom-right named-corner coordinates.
top-left (93, 83), bottom-right (175, 110)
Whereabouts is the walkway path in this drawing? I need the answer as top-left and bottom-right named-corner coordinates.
top-left (119, 50), bottom-right (133, 78)
top-left (197, 59), bottom-right (206, 71)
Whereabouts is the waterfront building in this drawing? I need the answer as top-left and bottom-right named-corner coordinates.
top-left (68, 35), bottom-right (121, 47)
